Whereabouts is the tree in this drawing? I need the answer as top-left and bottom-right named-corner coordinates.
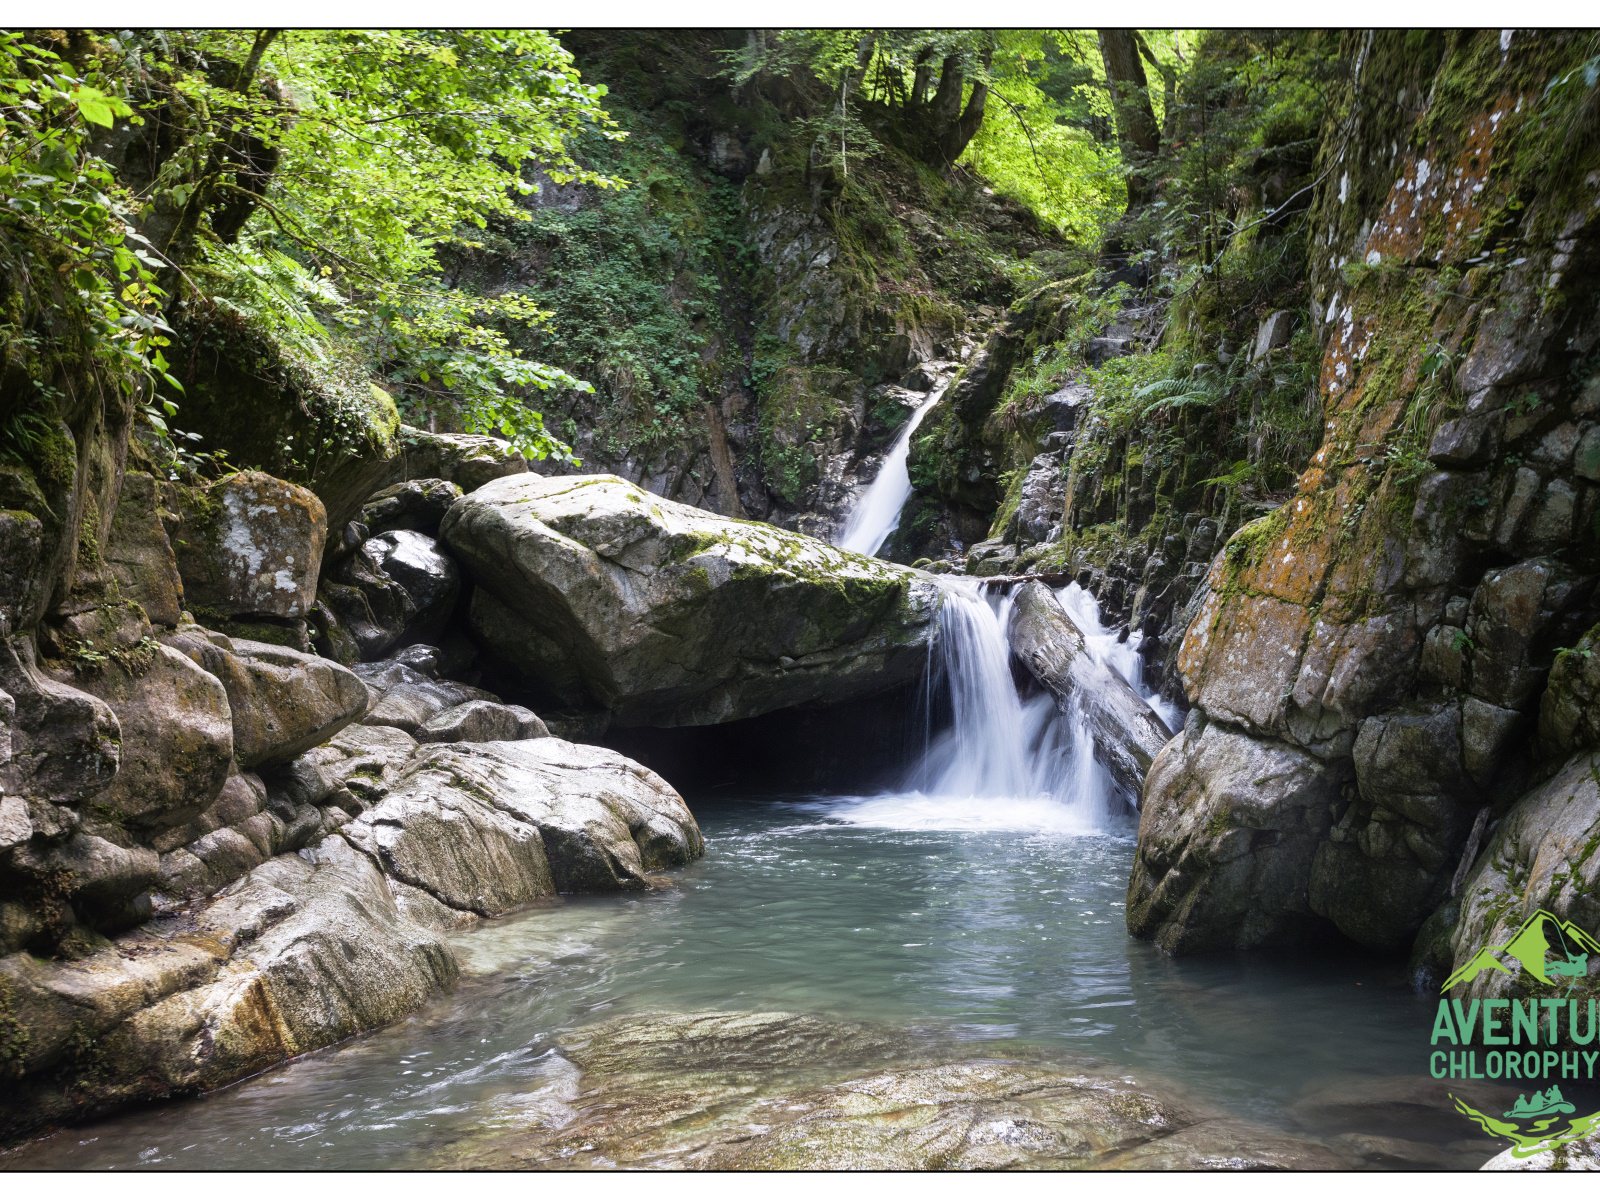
top-left (1098, 29), bottom-right (1160, 212)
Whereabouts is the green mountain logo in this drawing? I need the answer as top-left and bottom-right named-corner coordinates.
top-left (1442, 909), bottom-right (1600, 992)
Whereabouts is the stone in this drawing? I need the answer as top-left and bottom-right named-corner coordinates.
top-left (441, 474), bottom-right (939, 727)
top-left (321, 530), bottom-right (461, 660)
top-left (1429, 750), bottom-right (1600, 1004)
top-left (348, 739), bottom-right (703, 901)
top-left (1539, 623), bottom-right (1600, 757)
top-left (363, 676), bottom-right (499, 734)
top-left (169, 471), bottom-right (326, 621)
top-left (359, 478), bottom-right (463, 536)
top-left (267, 722), bottom-right (419, 809)
top-left (1249, 310), bottom-right (1295, 362)
top-left (71, 643), bottom-right (233, 837)
top-left (396, 426), bottom-right (528, 493)
top-left (168, 628), bottom-right (368, 770)
top-left (433, 1010), bottom-right (1346, 1170)
top-left (415, 700), bottom-right (548, 744)
top-left (103, 471), bottom-right (182, 628)
top-left (1010, 453), bottom-right (1067, 546)
top-left (0, 835), bottom-right (459, 1141)
top-left (1128, 721), bottom-right (1346, 953)
top-left (1007, 581), bottom-right (1173, 802)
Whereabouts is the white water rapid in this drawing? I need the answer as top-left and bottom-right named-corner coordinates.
top-left (834, 387), bottom-right (946, 556)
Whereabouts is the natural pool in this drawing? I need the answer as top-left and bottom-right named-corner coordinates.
top-left (3, 791), bottom-right (1502, 1169)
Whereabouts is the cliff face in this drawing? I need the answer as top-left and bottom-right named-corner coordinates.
top-left (1126, 30), bottom-right (1600, 958)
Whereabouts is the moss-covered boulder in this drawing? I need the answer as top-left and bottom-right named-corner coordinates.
top-left (440, 474), bottom-right (941, 726)
top-left (168, 471), bottom-right (327, 623)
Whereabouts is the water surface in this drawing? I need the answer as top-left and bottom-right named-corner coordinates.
top-left (3, 793), bottom-right (1491, 1169)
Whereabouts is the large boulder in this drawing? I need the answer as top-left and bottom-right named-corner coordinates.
top-left (0, 834), bottom-right (457, 1140)
top-left (1419, 749), bottom-right (1600, 1004)
top-left (168, 627), bottom-right (368, 769)
top-left (1127, 717), bottom-right (1349, 954)
top-left (168, 471), bottom-right (326, 622)
top-left (1006, 580), bottom-right (1173, 802)
top-left (320, 530), bottom-right (461, 660)
top-left (342, 738), bottom-right (703, 907)
top-left (440, 474), bottom-right (940, 726)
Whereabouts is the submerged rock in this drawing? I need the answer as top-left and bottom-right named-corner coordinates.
top-left (440, 474), bottom-right (940, 726)
top-left (433, 1010), bottom-right (1346, 1170)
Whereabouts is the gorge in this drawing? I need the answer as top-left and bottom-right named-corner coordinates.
top-left (1, 25), bottom-right (1599, 1174)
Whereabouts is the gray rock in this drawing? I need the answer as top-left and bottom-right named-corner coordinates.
top-left (103, 471), bottom-right (183, 628)
top-left (434, 1010), bottom-right (1345, 1170)
top-left (321, 530), bottom-right (461, 659)
top-left (169, 471), bottom-right (326, 620)
top-left (1429, 750), bottom-right (1600, 1006)
top-left (415, 700), bottom-right (548, 743)
top-left (441, 474), bottom-right (939, 726)
top-left (364, 677), bottom-right (499, 734)
top-left (71, 643), bottom-right (233, 837)
top-left (1128, 721), bottom-right (1346, 953)
top-left (0, 835), bottom-right (458, 1140)
top-left (359, 478), bottom-right (463, 536)
top-left (349, 739), bottom-right (703, 901)
top-left (268, 722), bottom-right (419, 809)
top-left (1007, 581), bottom-right (1173, 802)
top-left (168, 628), bottom-right (368, 770)
top-left (396, 426), bottom-right (528, 493)
top-left (1249, 310), bottom-right (1295, 362)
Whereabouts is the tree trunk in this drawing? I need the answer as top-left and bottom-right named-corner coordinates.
top-left (1098, 29), bottom-right (1160, 212)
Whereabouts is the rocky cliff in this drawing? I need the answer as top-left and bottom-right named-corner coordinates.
top-left (1123, 30), bottom-right (1600, 964)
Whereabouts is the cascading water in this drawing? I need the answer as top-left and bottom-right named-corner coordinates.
top-left (834, 385), bottom-right (946, 556)
top-left (818, 577), bottom-right (1170, 836)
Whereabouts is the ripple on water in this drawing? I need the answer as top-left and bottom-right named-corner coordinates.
top-left (1, 796), bottom-right (1473, 1170)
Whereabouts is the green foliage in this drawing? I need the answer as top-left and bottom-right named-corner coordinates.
top-left (960, 31), bottom-right (1127, 239)
top-left (0, 32), bottom-right (181, 420)
top-left (477, 108), bottom-right (747, 456)
top-left (187, 29), bottom-right (620, 459)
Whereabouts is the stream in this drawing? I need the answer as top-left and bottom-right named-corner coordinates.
top-left (2, 583), bottom-right (1494, 1169)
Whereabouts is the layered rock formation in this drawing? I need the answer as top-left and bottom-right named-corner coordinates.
top-left (1127, 31), bottom-right (1600, 959)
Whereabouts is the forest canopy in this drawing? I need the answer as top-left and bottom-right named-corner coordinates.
top-left (0, 27), bottom-right (1328, 471)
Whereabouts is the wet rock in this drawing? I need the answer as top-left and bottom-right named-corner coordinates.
top-left (435, 1010), bottom-right (1345, 1170)
top-left (415, 700), bottom-right (548, 744)
top-left (359, 478), bottom-right (463, 536)
top-left (1007, 581), bottom-right (1173, 802)
top-left (1010, 452), bottom-right (1067, 546)
top-left (169, 471), bottom-right (326, 621)
top-left (363, 676), bottom-right (499, 734)
top-left (168, 628), bottom-right (368, 770)
top-left (1128, 721), bottom-right (1347, 953)
top-left (268, 722), bottom-right (418, 810)
top-left (320, 530), bottom-right (461, 660)
top-left (0, 835), bottom-right (459, 1140)
top-left (441, 474), bottom-right (938, 726)
top-left (346, 739), bottom-right (702, 905)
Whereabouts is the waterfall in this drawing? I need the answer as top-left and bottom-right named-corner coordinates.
top-left (819, 578), bottom-right (1166, 836)
top-left (834, 387), bottom-right (945, 557)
